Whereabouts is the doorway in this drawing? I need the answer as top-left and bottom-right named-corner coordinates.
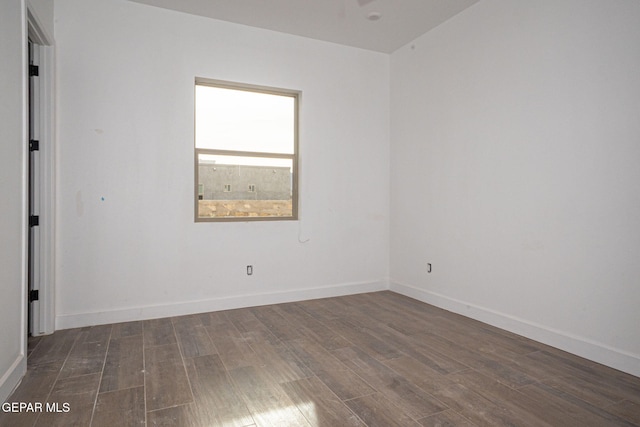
top-left (28, 38), bottom-right (41, 336)
top-left (27, 11), bottom-right (55, 337)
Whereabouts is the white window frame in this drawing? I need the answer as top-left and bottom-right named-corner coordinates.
top-left (194, 78), bottom-right (299, 222)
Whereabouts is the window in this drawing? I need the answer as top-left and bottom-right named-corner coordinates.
top-left (195, 79), bottom-right (299, 221)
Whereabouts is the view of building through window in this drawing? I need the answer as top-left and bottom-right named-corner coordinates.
top-left (195, 80), bottom-right (298, 221)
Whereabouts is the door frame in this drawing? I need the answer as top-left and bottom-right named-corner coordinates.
top-left (27, 7), bottom-right (55, 336)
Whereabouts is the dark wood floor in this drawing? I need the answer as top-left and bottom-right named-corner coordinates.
top-left (2, 291), bottom-right (639, 426)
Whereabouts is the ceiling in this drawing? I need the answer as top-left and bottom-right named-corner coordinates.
top-left (128, 0), bottom-right (480, 53)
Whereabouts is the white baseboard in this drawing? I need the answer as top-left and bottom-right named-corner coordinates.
top-left (390, 280), bottom-right (640, 378)
top-left (0, 355), bottom-right (26, 404)
top-left (56, 280), bottom-right (388, 330)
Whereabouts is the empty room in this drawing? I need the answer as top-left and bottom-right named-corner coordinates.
top-left (1, 0), bottom-right (639, 425)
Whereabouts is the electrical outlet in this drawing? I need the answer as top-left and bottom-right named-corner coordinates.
top-left (247, 265), bottom-right (253, 275)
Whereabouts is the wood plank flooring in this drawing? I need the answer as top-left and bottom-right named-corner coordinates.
top-left (2, 291), bottom-right (639, 426)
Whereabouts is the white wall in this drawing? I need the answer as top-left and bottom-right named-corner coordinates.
top-left (0, 0), bottom-right (27, 403)
top-left (390, 0), bottom-right (640, 376)
top-left (54, 0), bottom-right (390, 328)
